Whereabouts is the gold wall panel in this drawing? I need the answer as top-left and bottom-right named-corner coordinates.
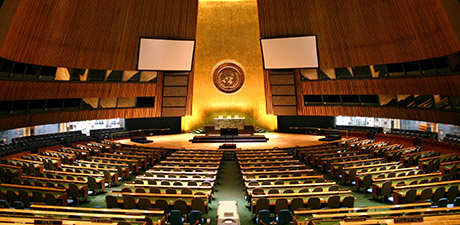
top-left (182, 0), bottom-right (276, 131)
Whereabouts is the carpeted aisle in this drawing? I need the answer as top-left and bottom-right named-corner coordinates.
top-left (208, 159), bottom-right (256, 225)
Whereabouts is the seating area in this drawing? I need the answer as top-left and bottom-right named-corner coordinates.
top-left (90, 128), bottom-right (129, 140)
top-left (12, 131), bottom-right (92, 149)
top-left (239, 148), bottom-right (355, 225)
top-left (1, 132), bottom-right (460, 224)
top-left (387, 128), bottom-right (438, 140)
top-left (445, 133), bottom-right (460, 145)
top-left (105, 148), bottom-right (220, 224)
top-left (296, 138), bottom-right (460, 208)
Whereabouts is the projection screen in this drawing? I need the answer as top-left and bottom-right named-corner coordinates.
top-left (138, 38), bottom-right (195, 71)
top-left (260, 36), bottom-right (319, 69)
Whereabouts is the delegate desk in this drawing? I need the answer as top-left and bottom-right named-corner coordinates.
top-left (0, 183), bottom-right (68, 206)
top-left (392, 180), bottom-right (460, 204)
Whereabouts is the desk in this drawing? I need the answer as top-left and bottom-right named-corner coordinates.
top-left (217, 201), bottom-right (240, 225)
top-left (214, 117), bottom-right (245, 130)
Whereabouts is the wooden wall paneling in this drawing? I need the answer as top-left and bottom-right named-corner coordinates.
top-left (154, 72), bottom-right (164, 117)
top-left (263, 70), bottom-right (274, 114)
top-left (301, 75), bottom-right (460, 96)
top-left (1, 0), bottom-right (199, 70)
top-left (294, 69), bottom-right (303, 116)
top-left (257, 0), bottom-right (460, 68)
top-left (161, 72), bottom-right (189, 117)
top-left (0, 80), bottom-right (156, 101)
top-left (185, 70), bottom-right (194, 115)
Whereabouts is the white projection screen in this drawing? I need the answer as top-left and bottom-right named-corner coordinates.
top-left (260, 36), bottom-right (319, 69)
top-left (138, 38), bottom-right (195, 71)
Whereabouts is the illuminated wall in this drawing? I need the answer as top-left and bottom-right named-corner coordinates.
top-left (182, 0), bottom-right (277, 131)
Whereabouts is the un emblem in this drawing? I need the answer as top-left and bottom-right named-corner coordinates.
top-left (213, 62), bottom-right (245, 94)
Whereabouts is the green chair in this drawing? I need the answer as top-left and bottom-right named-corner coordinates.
top-left (170, 210), bottom-right (185, 225)
top-left (276, 209), bottom-right (291, 225)
top-left (256, 209), bottom-right (271, 225)
top-left (189, 210), bottom-right (206, 225)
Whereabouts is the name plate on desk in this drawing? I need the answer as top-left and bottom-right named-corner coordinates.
top-left (344, 217), bottom-right (367, 222)
top-left (34, 219), bottom-right (62, 225)
top-left (91, 218), bottom-right (114, 223)
top-left (394, 216), bottom-right (423, 223)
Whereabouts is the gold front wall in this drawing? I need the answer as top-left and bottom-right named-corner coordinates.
top-left (182, 0), bottom-right (276, 131)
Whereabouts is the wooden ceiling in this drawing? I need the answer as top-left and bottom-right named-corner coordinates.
top-left (2, 0), bottom-right (459, 70)
top-left (0, 0), bottom-right (198, 70)
top-left (257, 0), bottom-right (460, 68)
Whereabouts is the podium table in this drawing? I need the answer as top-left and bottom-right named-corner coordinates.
top-left (217, 201), bottom-right (240, 225)
top-left (214, 117), bottom-right (245, 130)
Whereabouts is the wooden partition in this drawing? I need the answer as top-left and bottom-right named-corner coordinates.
top-left (0, 80), bottom-right (156, 101)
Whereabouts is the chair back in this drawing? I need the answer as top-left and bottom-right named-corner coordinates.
top-left (447, 186), bottom-right (458, 202)
top-left (32, 191), bottom-right (44, 203)
top-left (45, 193), bottom-right (58, 205)
top-left (327, 195), bottom-right (340, 209)
top-left (169, 210), bottom-right (184, 225)
top-left (275, 198), bottom-right (288, 214)
top-left (341, 196), bottom-right (355, 208)
top-left (191, 198), bottom-right (206, 214)
top-left (18, 190), bottom-right (30, 206)
top-left (277, 209), bottom-right (291, 225)
top-left (432, 187), bottom-right (445, 203)
top-left (404, 189), bottom-right (416, 203)
top-left (257, 209), bottom-right (270, 225)
top-left (255, 198), bottom-right (269, 214)
top-left (189, 210), bottom-right (204, 225)
top-left (105, 195), bottom-right (118, 208)
top-left (139, 198), bottom-right (152, 210)
top-left (307, 197), bottom-right (321, 209)
top-left (174, 199), bottom-right (188, 215)
top-left (123, 196), bottom-right (136, 209)
top-left (290, 198), bottom-right (304, 211)
top-left (438, 198), bottom-right (448, 207)
top-left (155, 199), bottom-right (170, 213)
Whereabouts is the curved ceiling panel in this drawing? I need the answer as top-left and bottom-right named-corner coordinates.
top-left (257, 0), bottom-right (460, 68)
top-left (0, 0), bottom-right (198, 70)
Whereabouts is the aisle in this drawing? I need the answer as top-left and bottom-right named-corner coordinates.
top-left (208, 160), bottom-right (256, 225)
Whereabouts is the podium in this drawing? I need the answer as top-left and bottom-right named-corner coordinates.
top-left (217, 201), bottom-right (240, 225)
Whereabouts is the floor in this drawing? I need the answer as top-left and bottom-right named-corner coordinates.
top-left (114, 132), bottom-right (328, 150)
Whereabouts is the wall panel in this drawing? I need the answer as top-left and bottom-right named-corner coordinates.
top-left (0, 80), bottom-right (156, 101)
top-left (258, 0), bottom-right (460, 68)
top-left (301, 75), bottom-right (460, 95)
top-left (0, 0), bottom-right (199, 71)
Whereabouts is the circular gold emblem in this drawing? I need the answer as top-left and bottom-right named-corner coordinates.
top-left (213, 62), bottom-right (245, 94)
